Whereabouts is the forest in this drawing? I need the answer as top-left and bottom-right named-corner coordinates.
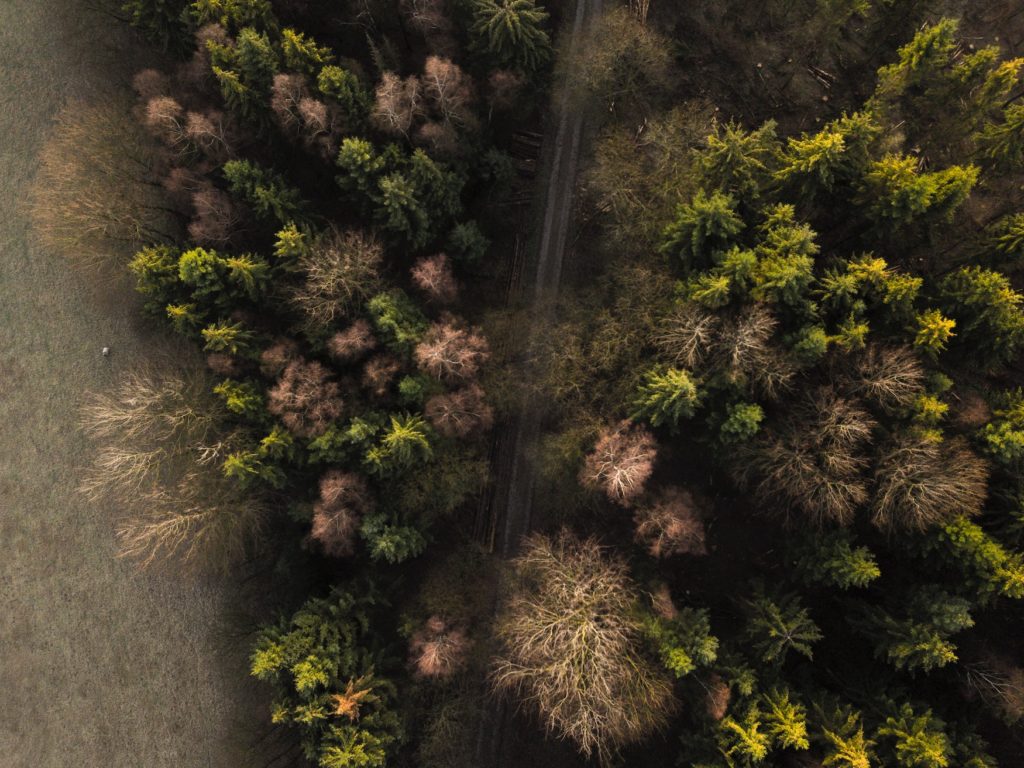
top-left (27, 0), bottom-right (1024, 766)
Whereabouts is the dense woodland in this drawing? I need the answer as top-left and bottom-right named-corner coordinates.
top-left (28, 0), bottom-right (1024, 766)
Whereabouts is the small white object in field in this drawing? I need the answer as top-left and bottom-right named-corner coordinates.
top-left (101, 346), bottom-right (110, 357)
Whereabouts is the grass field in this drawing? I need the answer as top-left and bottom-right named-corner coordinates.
top-left (0, 3), bottom-right (265, 765)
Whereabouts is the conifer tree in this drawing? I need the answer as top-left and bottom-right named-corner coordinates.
top-left (793, 530), bottom-right (880, 590)
top-left (761, 687), bottom-right (809, 751)
top-left (860, 155), bottom-right (978, 227)
top-left (938, 265), bottom-right (1024, 367)
top-left (744, 587), bottom-right (822, 664)
top-left (632, 365), bottom-right (701, 428)
top-left (470, 0), bottom-right (551, 74)
top-left (698, 120), bottom-right (780, 202)
top-left (877, 703), bottom-right (951, 768)
top-left (660, 189), bottom-right (745, 269)
top-left (223, 159), bottom-right (306, 224)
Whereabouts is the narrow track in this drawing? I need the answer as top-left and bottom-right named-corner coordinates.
top-left (473, 0), bottom-right (603, 763)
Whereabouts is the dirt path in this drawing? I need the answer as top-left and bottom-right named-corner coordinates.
top-left (0, 4), bottom-right (262, 766)
top-left (474, 0), bottom-right (602, 763)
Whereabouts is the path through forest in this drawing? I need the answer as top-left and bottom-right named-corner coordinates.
top-left (474, 0), bottom-right (603, 763)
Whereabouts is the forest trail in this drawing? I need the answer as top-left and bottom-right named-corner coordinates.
top-left (474, 0), bottom-right (602, 764)
top-left (0, 3), bottom-right (262, 765)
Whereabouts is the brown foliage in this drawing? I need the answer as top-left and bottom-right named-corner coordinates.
top-left (132, 68), bottom-right (169, 101)
top-left (425, 384), bottom-right (494, 438)
top-left (267, 358), bottom-right (344, 438)
top-left (414, 319), bottom-right (490, 383)
top-left (206, 352), bottom-right (241, 376)
top-left (487, 70), bottom-right (526, 111)
top-left (492, 532), bottom-right (675, 762)
top-left (871, 435), bottom-right (988, 532)
top-left (704, 673), bottom-right (731, 721)
top-left (310, 470), bottom-right (372, 557)
top-left (411, 253), bottom-right (458, 304)
top-left (735, 387), bottom-right (876, 527)
top-left (188, 181), bottom-right (243, 246)
top-left (291, 229), bottom-right (383, 335)
top-left (259, 337), bottom-right (300, 378)
top-left (580, 420), bottom-right (657, 506)
top-left (327, 319), bottom-right (378, 363)
top-left (362, 354), bottom-right (403, 397)
top-left (371, 72), bottom-right (422, 138)
top-left (409, 616), bottom-right (470, 679)
top-left (634, 486), bottom-right (707, 558)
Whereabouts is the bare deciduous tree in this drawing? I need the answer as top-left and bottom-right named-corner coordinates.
top-left (327, 319), bottom-right (378, 363)
top-left (185, 109), bottom-right (234, 161)
top-left (634, 486), bottom-right (707, 557)
top-left (362, 354), bottom-right (403, 397)
top-left (371, 72), bottom-right (422, 138)
top-left (847, 345), bottom-right (925, 412)
top-left (310, 470), bottom-right (372, 557)
top-left (735, 387), bottom-right (876, 526)
top-left (422, 56), bottom-right (476, 130)
top-left (132, 68), bottom-right (169, 101)
top-left (871, 435), bottom-right (988, 532)
top-left (259, 337), bottom-right (300, 378)
top-left (290, 229), bottom-right (383, 335)
top-left (143, 95), bottom-right (189, 152)
top-left (414, 319), bottom-right (490, 383)
top-left (267, 358), bottom-right (345, 437)
top-left (409, 616), bottom-right (470, 679)
top-left (580, 420), bottom-right (657, 506)
top-left (411, 253), bottom-right (458, 304)
top-left (492, 532), bottom-right (675, 762)
top-left (188, 181), bottom-right (243, 246)
top-left (425, 384), bottom-right (494, 438)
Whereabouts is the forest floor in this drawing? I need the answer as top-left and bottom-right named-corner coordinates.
top-left (0, 3), bottom-right (267, 765)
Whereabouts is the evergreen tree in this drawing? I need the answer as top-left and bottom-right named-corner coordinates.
top-left (123, 0), bottom-right (190, 52)
top-left (367, 290), bottom-right (428, 351)
top-left (470, 0), bottom-right (551, 74)
top-left (913, 309), bottom-right (956, 357)
top-left (280, 28), bottom-right (333, 74)
top-left (981, 389), bottom-right (1024, 465)
top-left (860, 155), bottom-right (978, 227)
top-left (250, 588), bottom-right (402, 768)
top-left (718, 704), bottom-right (770, 766)
top-left (632, 365), bottom-right (701, 428)
top-left (719, 402), bottom-right (764, 444)
top-left (698, 120), bottom-right (780, 202)
top-left (775, 112), bottom-right (879, 199)
top-left (938, 265), bottom-right (1024, 367)
top-left (643, 606), bottom-right (718, 678)
top-left (876, 703), bottom-right (951, 768)
top-left (744, 587), bottom-right (823, 664)
top-left (223, 159), bottom-right (306, 225)
top-left (660, 189), bottom-right (745, 270)
top-left (761, 687), bottom-right (809, 751)
top-left (201, 320), bottom-right (256, 355)
top-left (925, 515), bottom-right (1024, 601)
top-left (856, 586), bottom-right (974, 673)
top-left (189, 0), bottom-right (275, 31)
top-left (364, 414), bottom-right (432, 475)
top-left (209, 27), bottom-right (279, 119)
top-left (793, 530), bottom-right (880, 590)
top-left (978, 104), bottom-right (1024, 171)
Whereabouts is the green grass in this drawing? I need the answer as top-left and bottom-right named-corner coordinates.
top-left (0, 3), bottom-right (266, 765)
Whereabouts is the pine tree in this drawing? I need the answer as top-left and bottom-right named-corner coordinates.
top-left (201, 320), bottom-right (256, 355)
top-left (632, 366), bottom-right (701, 428)
top-left (793, 530), bottom-right (880, 590)
top-left (877, 703), bottom-right (951, 768)
top-left (189, 0), bottom-right (275, 31)
top-left (223, 159), bottom-right (306, 224)
top-left (364, 414), bottom-right (433, 475)
top-left (938, 265), bottom-right (1024, 367)
top-left (209, 27), bottom-right (280, 119)
top-left (643, 607), bottom-right (718, 677)
top-left (744, 586), bottom-right (823, 664)
top-left (698, 120), bottom-right (780, 202)
top-left (775, 112), bottom-right (879, 199)
top-left (470, 0), bottom-right (551, 74)
top-left (660, 189), bottom-right (746, 270)
top-left (123, 0), bottom-right (190, 52)
top-left (213, 378), bottom-right (265, 419)
top-left (719, 402), bottom-right (764, 444)
top-left (318, 65), bottom-right (370, 130)
top-left (280, 28), bottom-right (333, 74)
top-left (856, 586), bottom-right (973, 673)
top-left (761, 687), bottom-right (809, 751)
top-left (988, 213), bottom-right (1024, 264)
top-left (129, 244), bottom-right (182, 314)
top-left (981, 389), bottom-right (1024, 465)
top-left (860, 155), bottom-right (978, 227)
top-left (913, 309), bottom-right (956, 357)
top-left (718, 704), bottom-right (771, 766)
top-left (817, 705), bottom-right (874, 768)
top-left (977, 104), bottom-right (1024, 171)
top-left (367, 290), bottom-right (428, 352)
top-left (926, 515), bottom-right (1024, 600)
